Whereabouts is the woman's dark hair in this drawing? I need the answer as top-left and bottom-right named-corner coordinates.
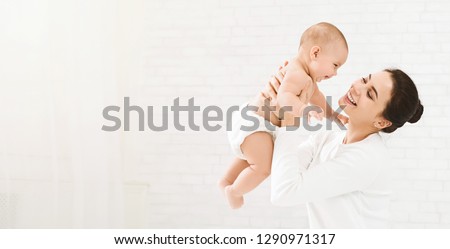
top-left (381, 69), bottom-right (424, 133)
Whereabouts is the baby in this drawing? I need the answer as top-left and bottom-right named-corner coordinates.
top-left (220, 22), bottom-right (349, 209)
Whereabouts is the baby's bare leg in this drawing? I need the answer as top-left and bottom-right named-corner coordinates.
top-left (225, 131), bottom-right (273, 209)
top-left (218, 158), bottom-right (250, 193)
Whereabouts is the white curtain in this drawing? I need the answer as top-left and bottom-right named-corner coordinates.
top-left (0, 0), bottom-right (139, 228)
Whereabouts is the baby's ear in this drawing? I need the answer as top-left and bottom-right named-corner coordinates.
top-left (310, 46), bottom-right (320, 59)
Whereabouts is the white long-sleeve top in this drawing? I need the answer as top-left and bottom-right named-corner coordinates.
top-left (271, 127), bottom-right (392, 228)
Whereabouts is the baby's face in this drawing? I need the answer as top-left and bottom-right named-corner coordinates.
top-left (310, 43), bottom-right (348, 82)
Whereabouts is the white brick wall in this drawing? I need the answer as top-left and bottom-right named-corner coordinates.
top-left (127, 0), bottom-right (450, 228)
top-left (5, 0), bottom-right (448, 229)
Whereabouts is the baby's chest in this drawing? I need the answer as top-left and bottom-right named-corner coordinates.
top-left (297, 82), bottom-right (316, 103)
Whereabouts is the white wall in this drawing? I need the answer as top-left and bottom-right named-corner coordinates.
top-left (0, 0), bottom-right (124, 228)
top-left (132, 0), bottom-right (450, 228)
top-left (1, 0), bottom-right (449, 228)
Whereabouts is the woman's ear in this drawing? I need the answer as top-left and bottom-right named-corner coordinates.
top-left (310, 46), bottom-right (320, 60)
top-left (373, 118), bottom-right (392, 130)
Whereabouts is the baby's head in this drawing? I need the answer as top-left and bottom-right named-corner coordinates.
top-left (299, 22), bottom-right (348, 83)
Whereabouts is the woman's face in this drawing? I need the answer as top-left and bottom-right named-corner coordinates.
top-left (339, 71), bottom-right (394, 128)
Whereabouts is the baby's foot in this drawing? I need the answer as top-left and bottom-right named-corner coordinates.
top-left (224, 185), bottom-right (244, 209)
top-left (217, 179), bottom-right (231, 195)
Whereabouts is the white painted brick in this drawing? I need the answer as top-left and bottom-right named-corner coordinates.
top-left (425, 2), bottom-right (450, 12)
top-left (387, 148), bottom-right (406, 159)
top-left (124, 0), bottom-right (450, 229)
top-left (220, 0), bottom-right (274, 7)
top-left (210, 16), bottom-right (237, 27)
top-left (391, 223), bottom-right (425, 228)
top-left (425, 224), bottom-right (450, 228)
top-left (417, 159), bottom-right (448, 169)
top-left (393, 159), bottom-right (418, 169)
top-left (442, 43), bottom-right (450, 53)
top-left (407, 23), bottom-right (435, 33)
top-left (280, 217), bottom-right (309, 228)
top-left (396, 190), bottom-right (427, 201)
top-left (413, 181), bottom-right (443, 191)
top-left (222, 215), bottom-right (250, 227)
top-left (391, 168), bottom-right (406, 180)
top-left (180, 175), bottom-right (204, 185)
top-left (249, 217), bottom-right (281, 228)
top-left (337, 4), bottom-right (367, 13)
top-left (436, 170), bottom-right (450, 181)
top-left (441, 214), bottom-right (450, 224)
top-left (366, 3), bottom-right (396, 12)
top-left (431, 127), bottom-right (450, 138)
top-left (390, 211), bottom-right (409, 222)
top-left (409, 212), bottom-right (440, 223)
top-left (437, 203), bottom-right (450, 213)
top-left (250, 6), bottom-right (280, 16)
top-left (395, 2), bottom-right (426, 12)
top-left (428, 191), bottom-right (450, 202)
top-left (419, 202), bottom-right (436, 213)
top-left (390, 201), bottom-right (419, 212)
top-left (444, 182), bottom-right (450, 191)
top-left (391, 180), bottom-right (413, 189)
top-left (405, 149), bottom-right (435, 160)
top-left (147, 214), bottom-right (170, 226)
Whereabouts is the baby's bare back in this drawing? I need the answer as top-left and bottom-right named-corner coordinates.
top-left (249, 60), bottom-right (315, 126)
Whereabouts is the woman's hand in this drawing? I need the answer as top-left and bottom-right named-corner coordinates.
top-left (261, 61), bottom-right (288, 114)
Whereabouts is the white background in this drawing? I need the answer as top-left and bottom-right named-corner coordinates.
top-left (0, 0), bottom-right (449, 228)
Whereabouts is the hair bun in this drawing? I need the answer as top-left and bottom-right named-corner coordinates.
top-left (408, 101), bottom-right (423, 123)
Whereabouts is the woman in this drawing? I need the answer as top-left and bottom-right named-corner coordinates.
top-left (264, 68), bottom-right (423, 228)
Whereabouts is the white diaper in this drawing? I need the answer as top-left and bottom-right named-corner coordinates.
top-left (227, 102), bottom-right (277, 159)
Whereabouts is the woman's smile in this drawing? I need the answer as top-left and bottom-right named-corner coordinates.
top-left (346, 91), bottom-right (357, 106)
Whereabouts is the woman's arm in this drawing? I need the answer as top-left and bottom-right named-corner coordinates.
top-left (309, 84), bottom-right (329, 118)
top-left (277, 71), bottom-right (311, 121)
top-left (261, 62), bottom-right (303, 127)
top-left (271, 129), bottom-right (384, 206)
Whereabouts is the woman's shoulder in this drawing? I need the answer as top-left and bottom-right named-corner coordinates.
top-left (341, 132), bottom-right (391, 162)
top-left (310, 130), bottom-right (343, 144)
top-left (359, 132), bottom-right (389, 150)
top-left (311, 131), bottom-right (388, 154)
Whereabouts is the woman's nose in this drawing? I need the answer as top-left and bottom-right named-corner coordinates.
top-left (352, 82), bottom-right (362, 95)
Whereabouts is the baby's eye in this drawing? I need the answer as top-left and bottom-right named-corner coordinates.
top-left (361, 77), bottom-right (367, 84)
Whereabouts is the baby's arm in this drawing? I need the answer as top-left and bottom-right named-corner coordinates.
top-left (277, 71), bottom-right (311, 120)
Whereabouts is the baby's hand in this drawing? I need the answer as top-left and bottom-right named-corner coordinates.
top-left (308, 110), bottom-right (324, 122)
top-left (336, 114), bottom-right (349, 125)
